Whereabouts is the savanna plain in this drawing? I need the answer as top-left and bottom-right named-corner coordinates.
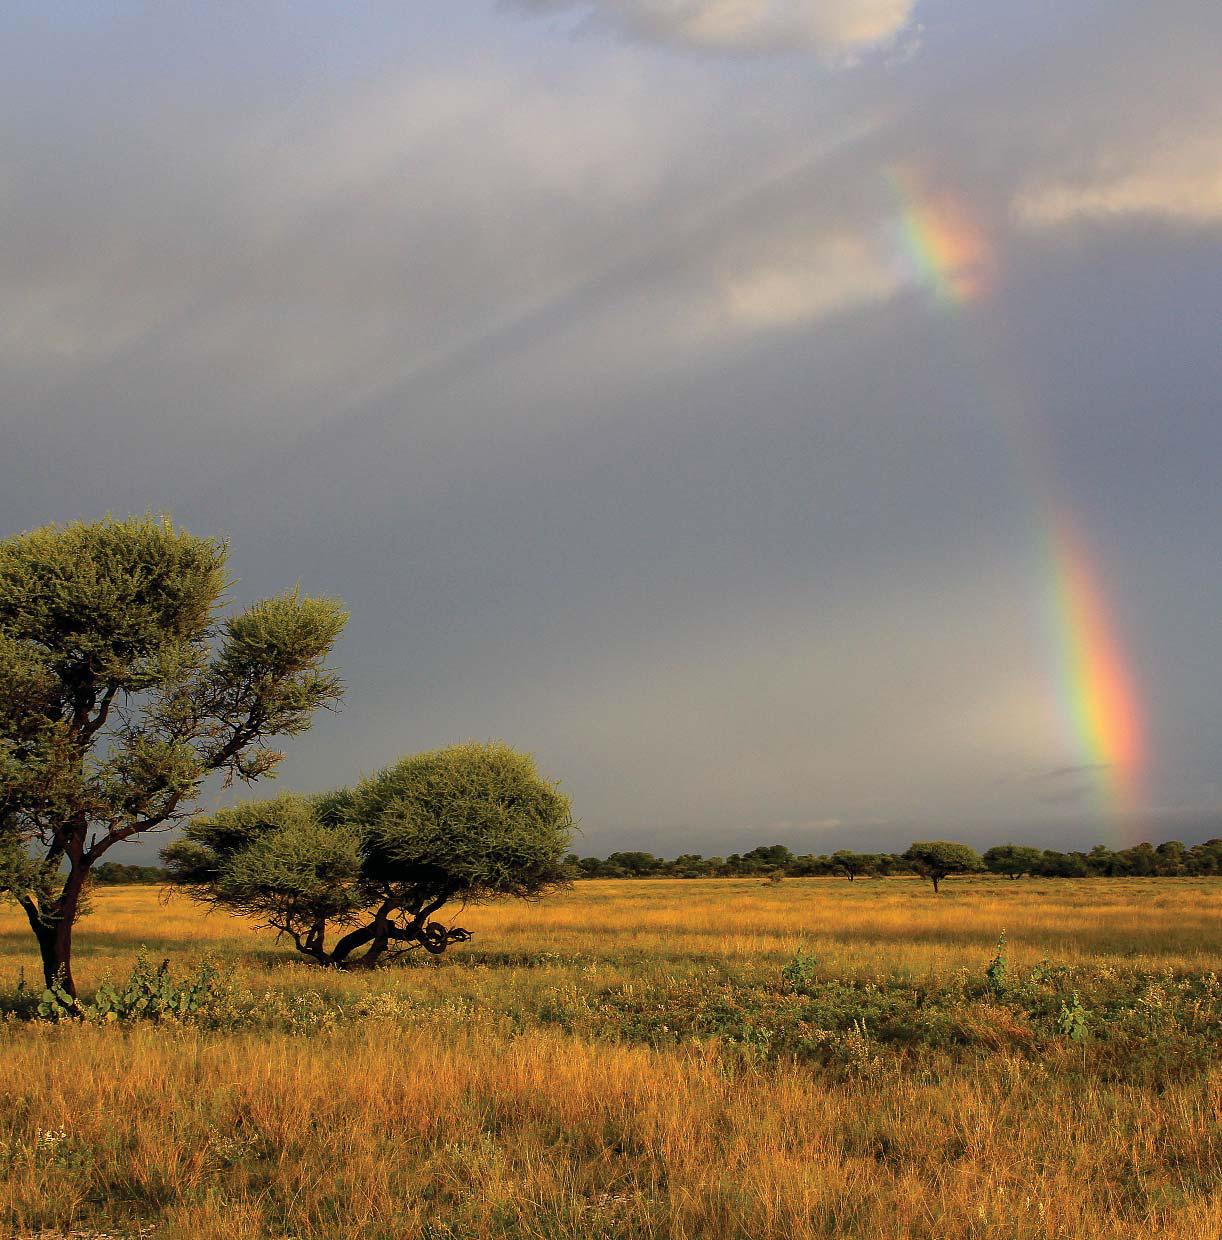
top-left (0, 877), bottom-right (1218, 1240)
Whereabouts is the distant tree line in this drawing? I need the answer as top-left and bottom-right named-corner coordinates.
top-left (91, 863), bottom-right (166, 886)
top-left (75, 837), bottom-right (1222, 893)
top-left (566, 838), bottom-right (1222, 882)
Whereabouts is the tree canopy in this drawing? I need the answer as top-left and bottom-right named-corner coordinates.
top-left (0, 514), bottom-right (346, 992)
top-left (565, 838), bottom-right (1222, 880)
top-left (165, 742), bottom-right (574, 967)
top-left (831, 850), bottom-right (882, 881)
top-left (982, 844), bottom-right (1045, 878)
top-left (903, 841), bottom-right (984, 892)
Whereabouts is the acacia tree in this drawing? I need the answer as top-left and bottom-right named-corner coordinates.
top-left (0, 515), bottom-right (346, 993)
top-left (831, 850), bottom-right (879, 882)
top-left (164, 742), bottom-right (574, 967)
top-left (982, 844), bottom-right (1044, 878)
top-left (903, 840), bottom-right (984, 892)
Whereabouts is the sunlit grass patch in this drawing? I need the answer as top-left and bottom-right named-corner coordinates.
top-left (0, 878), bottom-right (1218, 1238)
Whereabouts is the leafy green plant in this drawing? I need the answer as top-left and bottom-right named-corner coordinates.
top-left (35, 975), bottom-right (78, 1022)
top-left (780, 948), bottom-right (818, 993)
top-left (1029, 957), bottom-right (1073, 988)
top-left (985, 930), bottom-right (1008, 996)
top-left (35, 953), bottom-right (221, 1024)
top-left (1057, 992), bottom-right (1091, 1041)
top-left (839, 1017), bottom-right (880, 1073)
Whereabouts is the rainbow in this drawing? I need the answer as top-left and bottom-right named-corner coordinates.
top-left (1044, 509), bottom-right (1145, 818)
top-left (888, 168), bottom-right (995, 306)
top-left (885, 167), bottom-right (1146, 835)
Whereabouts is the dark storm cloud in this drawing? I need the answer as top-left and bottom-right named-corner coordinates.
top-left (2, 1), bottom-right (1220, 855)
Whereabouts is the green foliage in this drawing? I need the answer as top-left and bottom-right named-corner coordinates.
top-left (567, 837), bottom-right (1222, 879)
top-left (356, 742), bottom-right (575, 901)
top-left (780, 948), bottom-right (819, 993)
top-left (0, 514), bottom-right (226, 689)
top-left (167, 742), bottom-right (575, 968)
top-left (2, 945), bottom-right (1217, 1084)
top-left (33, 953), bottom-right (221, 1024)
top-left (1039, 849), bottom-right (1090, 878)
top-left (0, 837), bottom-right (62, 914)
top-left (0, 1124), bottom-right (95, 1175)
top-left (831, 850), bottom-right (881, 880)
top-left (903, 841), bottom-right (984, 890)
top-left (740, 844), bottom-right (794, 871)
top-left (982, 844), bottom-right (1044, 877)
top-left (0, 513), bottom-right (346, 991)
top-left (33, 975), bottom-right (75, 1021)
top-left (164, 793), bottom-right (368, 927)
top-left (1057, 992), bottom-right (1091, 1041)
top-left (985, 930), bottom-right (1007, 995)
top-left (90, 862), bottom-right (167, 885)
top-left (536, 959), bottom-right (1219, 1076)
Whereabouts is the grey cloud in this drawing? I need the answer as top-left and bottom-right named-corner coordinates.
top-left (3, 1), bottom-right (1221, 855)
top-left (0, 60), bottom-right (698, 428)
top-left (1039, 765), bottom-right (1112, 781)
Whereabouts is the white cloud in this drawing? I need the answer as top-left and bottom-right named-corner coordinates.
top-left (1014, 135), bottom-right (1222, 228)
top-left (519, 0), bottom-right (917, 57)
top-left (718, 230), bottom-right (900, 329)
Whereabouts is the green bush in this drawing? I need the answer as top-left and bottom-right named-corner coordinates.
top-left (166, 742), bottom-right (574, 968)
top-left (33, 953), bottom-right (222, 1023)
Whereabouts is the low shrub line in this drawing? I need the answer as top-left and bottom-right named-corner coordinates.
top-left (4, 946), bottom-right (1217, 1083)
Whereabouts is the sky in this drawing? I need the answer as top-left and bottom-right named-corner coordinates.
top-left (2, 1), bottom-right (1220, 859)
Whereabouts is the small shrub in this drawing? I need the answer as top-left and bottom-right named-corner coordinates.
top-left (1029, 957), bottom-right (1073, 988)
top-left (0, 1126), bottom-right (94, 1173)
top-left (780, 948), bottom-right (818, 993)
top-left (34, 953), bottom-right (222, 1024)
top-left (838, 1018), bottom-right (881, 1073)
top-left (985, 930), bottom-right (1008, 996)
top-left (1057, 992), bottom-right (1091, 1041)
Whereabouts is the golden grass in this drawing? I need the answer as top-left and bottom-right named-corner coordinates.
top-left (0, 878), bottom-right (1219, 1239)
top-left (6, 876), bottom-right (1221, 977)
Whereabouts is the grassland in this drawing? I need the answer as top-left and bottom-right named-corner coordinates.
top-left (0, 877), bottom-right (1218, 1240)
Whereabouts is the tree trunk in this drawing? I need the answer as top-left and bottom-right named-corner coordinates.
top-left (36, 863), bottom-right (89, 995)
top-left (35, 922), bottom-right (69, 993)
top-left (319, 913), bottom-right (471, 968)
top-left (931, 874), bottom-right (941, 893)
top-left (329, 921), bottom-right (380, 965)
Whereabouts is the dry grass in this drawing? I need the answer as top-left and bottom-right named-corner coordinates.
top-left (6, 876), bottom-right (1220, 980)
top-left (0, 878), bottom-right (1218, 1239)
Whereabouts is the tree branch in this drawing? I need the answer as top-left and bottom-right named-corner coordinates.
top-left (80, 684), bottom-right (120, 742)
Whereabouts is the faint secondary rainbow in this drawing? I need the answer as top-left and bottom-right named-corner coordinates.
top-left (885, 167), bottom-right (1147, 832)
